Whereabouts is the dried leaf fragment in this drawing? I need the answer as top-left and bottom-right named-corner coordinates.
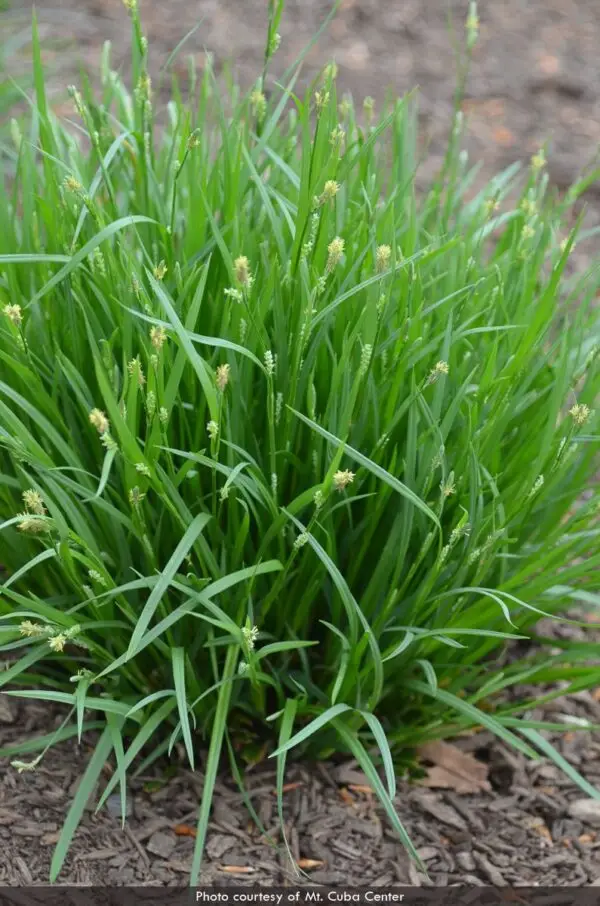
top-left (417, 740), bottom-right (490, 794)
top-left (173, 824), bottom-right (197, 838)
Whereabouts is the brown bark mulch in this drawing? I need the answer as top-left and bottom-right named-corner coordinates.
top-left (2, 687), bottom-right (600, 886)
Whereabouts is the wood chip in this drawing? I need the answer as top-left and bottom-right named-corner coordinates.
top-left (492, 126), bottom-right (516, 148)
top-left (473, 851), bottom-right (506, 886)
top-left (173, 824), bottom-right (197, 838)
top-left (348, 783), bottom-right (373, 795)
top-left (339, 787), bottom-right (355, 805)
top-left (273, 782), bottom-right (304, 794)
top-left (537, 54), bottom-right (561, 76)
top-left (417, 740), bottom-right (491, 794)
top-left (535, 824), bottom-right (554, 846)
top-left (297, 858), bottom-right (325, 870)
top-left (414, 793), bottom-right (468, 831)
top-left (579, 833), bottom-right (596, 844)
top-left (75, 847), bottom-right (120, 862)
top-left (0, 809), bottom-right (21, 825)
top-left (220, 865), bottom-right (255, 874)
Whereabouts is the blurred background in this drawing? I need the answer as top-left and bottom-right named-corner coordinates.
top-left (2, 0), bottom-right (600, 233)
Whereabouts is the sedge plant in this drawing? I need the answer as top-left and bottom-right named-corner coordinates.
top-left (1, 0), bottom-right (600, 883)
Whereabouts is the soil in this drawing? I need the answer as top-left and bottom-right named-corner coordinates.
top-left (2, 688), bottom-right (600, 887)
top-left (3, 0), bottom-right (600, 204)
top-left (2, 0), bottom-right (600, 889)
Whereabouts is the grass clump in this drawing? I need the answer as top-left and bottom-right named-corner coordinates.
top-left (1, 0), bottom-right (600, 883)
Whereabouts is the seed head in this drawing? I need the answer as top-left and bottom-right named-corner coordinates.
top-left (150, 325), bottom-right (167, 350)
top-left (186, 130), bottom-right (201, 151)
top-left (323, 62), bottom-right (338, 81)
top-left (63, 175), bottom-right (83, 193)
top-left (329, 125), bottom-right (345, 149)
top-left (17, 515), bottom-right (50, 535)
top-left (363, 96), bottom-right (375, 123)
top-left (359, 343), bottom-right (372, 377)
top-left (294, 532), bottom-right (310, 550)
top-left (441, 478), bottom-right (456, 498)
top-left (521, 224), bottom-right (535, 241)
top-left (22, 489), bottom-right (46, 516)
top-left (101, 432), bottom-right (118, 452)
top-left (68, 85), bottom-right (85, 118)
top-left (242, 624), bottom-right (259, 650)
top-left (314, 489), bottom-right (325, 509)
top-left (48, 633), bottom-right (67, 653)
top-left (128, 356), bottom-right (146, 387)
top-left (89, 408), bottom-right (109, 435)
top-left (159, 407), bottom-right (169, 424)
top-left (88, 569), bottom-right (107, 586)
top-left (569, 403), bottom-right (591, 426)
top-left (250, 89), bottom-right (266, 123)
top-left (531, 149), bottom-right (546, 171)
top-left (449, 523), bottom-right (471, 546)
top-left (264, 349), bottom-right (276, 376)
top-left (428, 361), bottom-right (449, 384)
top-left (269, 32), bottom-right (281, 55)
top-left (320, 180), bottom-right (340, 205)
top-left (520, 198), bottom-right (537, 216)
top-left (234, 255), bottom-right (251, 286)
top-left (3, 304), bottom-right (22, 326)
top-left (91, 247), bottom-right (106, 276)
top-left (129, 486), bottom-right (146, 507)
top-left (153, 261), bottom-right (167, 281)
top-left (315, 90), bottom-right (329, 111)
top-left (338, 98), bottom-right (352, 119)
top-left (528, 474), bottom-right (545, 498)
top-left (216, 363), bottom-right (231, 392)
top-left (333, 469), bottom-right (355, 491)
top-left (19, 620), bottom-right (45, 638)
top-left (207, 420), bottom-right (219, 441)
top-left (376, 244), bottom-right (391, 273)
top-left (135, 73), bottom-right (152, 103)
top-left (146, 391), bottom-right (156, 418)
top-left (135, 462), bottom-right (151, 477)
top-left (326, 236), bottom-right (345, 272)
top-left (224, 287), bottom-right (243, 304)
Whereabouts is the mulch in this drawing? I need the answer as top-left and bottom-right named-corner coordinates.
top-left (4, 0), bottom-right (600, 198)
top-left (2, 0), bottom-right (600, 888)
top-left (2, 688), bottom-right (600, 886)
top-left (4, 0), bottom-right (600, 271)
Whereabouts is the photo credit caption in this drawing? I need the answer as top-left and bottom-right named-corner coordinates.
top-left (195, 893), bottom-right (406, 904)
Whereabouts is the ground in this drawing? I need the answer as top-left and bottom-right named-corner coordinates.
top-left (2, 685), bottom-right (600, 886)
top-left (5, 0), bottom-right (600, 203)
top-left (1, 0), bottom-right (600, 888)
